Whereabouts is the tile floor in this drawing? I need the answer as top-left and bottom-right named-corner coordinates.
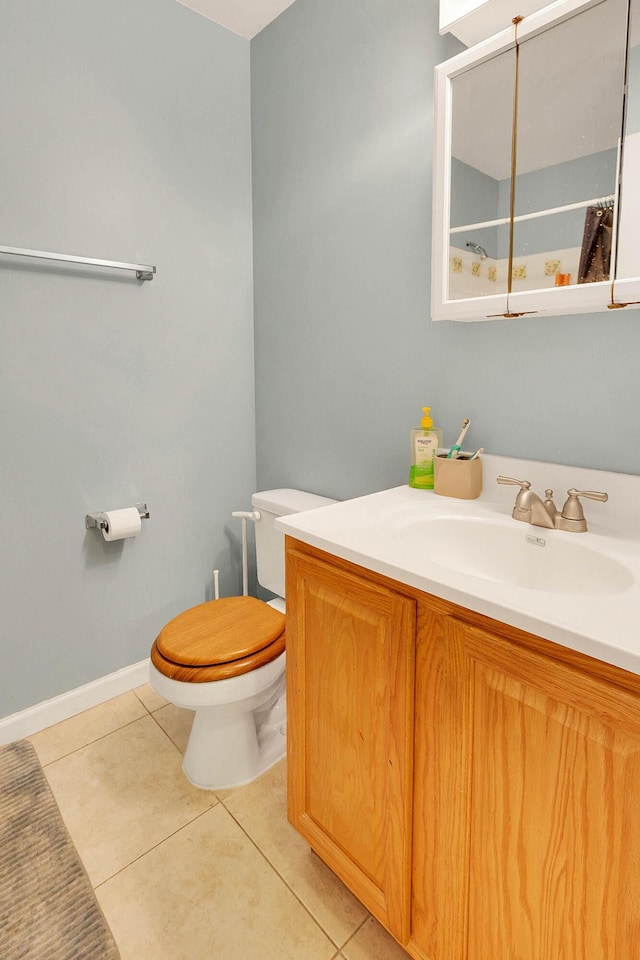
top-left (27, 685), bottom-right (412, 960)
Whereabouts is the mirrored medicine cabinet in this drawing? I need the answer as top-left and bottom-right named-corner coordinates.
top-left (432, 0), bottom-right (640, 321)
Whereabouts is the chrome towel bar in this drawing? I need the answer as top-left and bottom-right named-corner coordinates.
top-left (0, 244), bottom-right (156, 281)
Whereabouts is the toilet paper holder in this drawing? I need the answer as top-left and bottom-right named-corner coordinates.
top-left (85, 503), bottom-right (150, 531)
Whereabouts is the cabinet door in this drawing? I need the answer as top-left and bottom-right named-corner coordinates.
top-left (413, 610), bottom-right (640, 960)
top-left (286, 545), bottom-right (416, 943)
top-left (506, 0), bottom-right (628, 318)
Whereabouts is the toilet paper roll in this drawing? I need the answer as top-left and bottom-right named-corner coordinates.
top-left (101, 507), bottom-right (142, 542)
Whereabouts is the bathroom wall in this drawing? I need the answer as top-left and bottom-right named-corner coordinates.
top-left (252, 0), bottom-right (640, 501)
top-left (0, 0), bottom-right (255, 718)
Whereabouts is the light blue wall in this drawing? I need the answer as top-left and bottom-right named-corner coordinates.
top-left (0, 0), bottom-right (255, 718)
top-left (252, 0), bottom-right (640, 501)
top-left (252, 0), bottom-right (461, 500)
top-left (3, 0), bottom-right (640, 721)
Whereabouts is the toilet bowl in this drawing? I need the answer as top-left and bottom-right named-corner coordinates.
top-left (149, 489), bottom-right (336, 790)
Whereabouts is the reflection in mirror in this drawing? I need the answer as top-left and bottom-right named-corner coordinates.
top-left (512, 0), bottom-right (628, 290)
top-left (449, 47), bottom-right (515, 300)
top-left (616, 0), bottom-right (640, 279)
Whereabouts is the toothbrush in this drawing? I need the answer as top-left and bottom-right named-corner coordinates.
top-left (468, 447), bottom-right (484, 461)
top-left (447, 418), bottom-right (470, 459)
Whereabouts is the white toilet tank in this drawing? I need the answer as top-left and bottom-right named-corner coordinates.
top-left (251, 489), bottom-right (337, 599)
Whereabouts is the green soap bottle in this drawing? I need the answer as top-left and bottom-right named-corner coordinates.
top-left (409, 407), bottom-right (443, 490)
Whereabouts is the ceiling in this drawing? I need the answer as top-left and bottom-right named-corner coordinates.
top-left (176, 0), bottom-right (299, 39)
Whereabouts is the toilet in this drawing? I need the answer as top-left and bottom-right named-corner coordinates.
top-left (149, 489), bottom-right (336, 790)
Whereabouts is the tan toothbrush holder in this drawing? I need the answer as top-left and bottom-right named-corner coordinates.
top-left (434, 454), bottom-right (483, 500)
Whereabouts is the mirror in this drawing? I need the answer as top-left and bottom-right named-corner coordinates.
top-left (615, 0), bottom-right (640, 280)
top-left (449, 47), bottom-right (515, 300)
top-left (435, 0), bottom-right (634, 320)
top-left (512, 0), bottom-right (628, 290)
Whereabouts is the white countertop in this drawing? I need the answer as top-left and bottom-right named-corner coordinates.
top-left (276, 454), bottom-right (640, 676)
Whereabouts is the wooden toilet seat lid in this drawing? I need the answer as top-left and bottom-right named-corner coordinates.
top-left (150, 633), bottom-right (285, 682)
top-left (155, 596), bottom-right (285, 667)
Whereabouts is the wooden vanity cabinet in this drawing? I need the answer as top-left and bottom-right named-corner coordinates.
top-left (285, 538), bottom-right (640, 960)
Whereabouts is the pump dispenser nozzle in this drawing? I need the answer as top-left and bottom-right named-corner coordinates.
top-left (421, 407), bottom-right (433, 429)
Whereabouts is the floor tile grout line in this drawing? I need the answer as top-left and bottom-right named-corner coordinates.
top-left (132, 687), bottom-right (154, 711)
top-left (28, 689), bottom-right (162, 769)
top-left (221, 800), bottom-right (349, 952)
top-left (342, 913), bottom-right (412, 959)
top-left (91, 802), bottom-right (219, 892)
top-left (340, 914), bottom-right (372, 953)
top-left (146, 707), bottom-right (192, 757)
top-left (132, 687), bottom-right (169, 716)
top-left (32, 711), bottom-right (154, 768)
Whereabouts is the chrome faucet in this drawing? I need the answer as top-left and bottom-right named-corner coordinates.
top-left (497, 476), bottom-right (608, 533)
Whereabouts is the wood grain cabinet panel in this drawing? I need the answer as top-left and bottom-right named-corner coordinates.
top-left (413, 611), bottom-right (640, 960)
top-left (411, 605), bottom-right (472, 960)
top-left (464, 622), bottom-right (640, 960)
top-left (285, 544), bottom-right (416, 942)
top-left (285, 540), bottom-right (640, 960)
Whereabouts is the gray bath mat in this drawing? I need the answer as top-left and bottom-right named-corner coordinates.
top-left (0, 739), bottom-right (120, 960)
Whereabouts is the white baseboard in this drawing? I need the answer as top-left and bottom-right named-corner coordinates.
top-left (0, 659), bottom-right (150, 745)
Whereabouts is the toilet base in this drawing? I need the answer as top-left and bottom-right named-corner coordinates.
top-left (182, 687), bottom-right (287, 791)
top-left (149, 648), bottom-right (287, 791)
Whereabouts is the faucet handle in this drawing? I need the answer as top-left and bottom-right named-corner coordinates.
top-left (497, 476), bottom-right (531, 490)
top-left (568, 488), bottom-right (608, 503)
top-left (561, 488), bottom-right (608, 521)
top-left (554, 488), bottom-right (609, 531)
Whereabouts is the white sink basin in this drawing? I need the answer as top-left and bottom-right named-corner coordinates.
top-left (390, 514), bottom-right (634, 597)
top-left (277, 458), bottom-right (640, 673)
